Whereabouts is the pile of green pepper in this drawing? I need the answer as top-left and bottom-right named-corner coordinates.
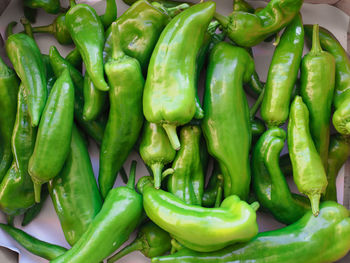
top-left (0, 0), bottom-right (349, 262)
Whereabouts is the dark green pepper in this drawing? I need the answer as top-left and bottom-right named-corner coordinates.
top-left (21, 186), bottom-right (48, 226)
top-left (23, 0), bottom-right (60, 14)
top-left (201, 161), bottom-right (224, 208)
top-left (65, 48), bottom-right (82, 71)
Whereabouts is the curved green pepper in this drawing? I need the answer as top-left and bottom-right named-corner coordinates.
top-left (29, 69), bottom-right (74, 203)
top-left (167, 125), bottom-right (204, 206)
top-left (288, 96), bottom-right (328, 216)
top-left (100, 0), bottom-right (118, 29)
top-left (107, 221), bottom-right (172, 262)
top-left (143, 1), bottom-right (216, 150)
top-left (137, 176), bottom-right (259, 252)
top-left (153, 201), bottom-right (350, 263)
top-left (48, 125), bottom-right (102, 246)
top-left (202, 42), bottom-right (254, 200)
top-left (51, 161), bottom-right (143, 263)
top-left (99, 22), bottom-right (144, 199)
top-left (6, 33), bottom-right (47, 127)
top-left (23, 0), bottom-right (60, 14)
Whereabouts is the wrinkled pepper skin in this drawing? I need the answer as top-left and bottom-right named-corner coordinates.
top-left (139, 121), bottom-right (176, 189)
top-left (300, 24), bottom-right (335, 170)
top-left (304, 25), bottom-right (350, 136)
top-left (23, 0), bottom-right (60, 14)
top-left (288, 96), bottom-right (328, 216)
top-left (167, 125), bottom-right (204, 206)
top-left (261, 14), bottom-right (304, 127)
top-left (215, 0), bottom-right (303, 47)
top-left (29, 69), bottom-right (74, 203)
top-left (202, 42), bottom-right (254, 200)
top-left (6, 33), bottom-right (47, 127)
top-left (153, 201), bottom-right (350, 263)
top-left (107, 221), bottom-right (172, 262)
top-left (137, 176), bottom-right (259, 252)
top-left (99, 23), bottom-right (144, 199)
top-left (0, 57), bottom-right (19, 181)
top-left (66, 3), bottom-right (108, 91)
top-left (143, 2), bottom-right (216, 150)
top-left (251, 128), bottom-right (310, 225)
top-left (48, 125), bottom-right (103, 246)
top-left (51, 162), bottom-right (143, 263)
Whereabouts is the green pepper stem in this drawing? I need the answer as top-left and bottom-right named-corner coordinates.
top-left (311, 24), bottom-right (322, 54)
top-left (119, 166), bottom-right (128, 184)
top-left (162, 168), bottom-right (174, 180)
top-left (151, 163), bottom-right (164, 189)
top-left (33, 181), bottom-right (42, 203)
top-left (20, 17), bottom-right (34, 39)
top-left (273, 33), bottom-right (281, 46)
top-left (250, 201), bottom-right (260, 211)
top-left (214, 12), bottom-right (230, 29)
top-left (31, 24), bottom-right (55, 35)
top-left (162, 124), bottom-right (180, 150)
top-left (111, 22), bottom-right (125, 60)
top-left (165, 3), bottom-right (190, 18)
top-left (250, 87), bottom-right (265, 120)
top-left (214, 186), bottom-right (223, 208)
top-left (126, 161), bottom-right (137, 189)
top-left (170, 239), bottom-right (183, 254)
top-left (107, 239), bottom-right (143, 262)
top-left (309, 193), bottom-right (320, 217)
top-left (6, 21), bottom-right (17, 38)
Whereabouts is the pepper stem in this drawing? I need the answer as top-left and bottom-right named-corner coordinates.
top-left (151, 163), bottom-right (164, 189)
top-left (126, 161), bottom-right (137, 189)
top-left (20, 17), bottom-right (34, 39)
top-left (162, 168), bottom-right (175, 180)
top-left (250, 87), bottom-right (265, 120)
top-left (250, 201), bottom-right (260, 211)
top-left (170, 239), bottom-right (183, 254)
top-left (31, 24), bottom-right (54, 34)
top-left (111, 22), bottom-right (125, 60)
top-left (33, 181), bottom-right (42, 203)
top-left (214, 174), bottom-right (224, 208)
top-left (309, 193), bottom-right (320, 217)
top-left (162, 124), bottom-right (180, 150)
top-left (165, 3), bottom-right (190, 18)
top-left (214, 12), bottom-right (230, 29)
top-left (107, 239), bottom-right (143, 263)
top-left (119, 166), bottom-right (128, 184)
top-left (6, 21), bottom-right (17, 38)
top-left (311, 24), bottom-right (322, 54)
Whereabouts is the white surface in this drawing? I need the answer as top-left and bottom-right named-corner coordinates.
top-left (0, 0), bottom-right (349, 263)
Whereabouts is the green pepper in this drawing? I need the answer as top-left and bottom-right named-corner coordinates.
top-left (29, 69), bottom-right (75, 203)
top-left (137, 176), bottom-right (259, 252)
top-left (0, 57), bottom-right (19, 181)
top-left (21, 186), bottom-right (48, 226)
top-left (288, 96), bottom-right (328, 216)
top-left (100, 0), bottom-right (118, 29)
top-left (122, 0), bottom-right (186, 8)
top-left (51, 161), bottom-right (143, 263)
top-left (48, 125), bottom-right (102, 246)
top-left (215, 0), bottom-right (303, 47)
top-left (167, 125), bottom-right (205, 206)
top-left (6, 33), bottom-right (47, 127)
top-left (202, 42), bottom-right (253, 200)
top-left (66, 2), bottom-right (108, 91)
top-left (23, 0), bottom-right (60, 14)
top-left (107, 221), bottom-right (172, 262)
top-left (153, 201), bottom-right (350, 263)
top-left (139, 121), bottom-right (176, 189)
top-left (201, 161), bottom-right (224, 208)
top-left (233, 0), bottom-right (254, 13)
top-left (251, 118), bottom-right (266, 144)
top-left (99, 22), bottom-right (144, 199)
top-left (251, 127), bottom-right (310, 225)
top-left (143, 1), bottom-right (216, 150)
top-left (300, 24), bottom-right (335, 170)
top-left (65, 48), bottom-right (82, 71)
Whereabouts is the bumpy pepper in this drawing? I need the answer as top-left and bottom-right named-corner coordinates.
top-left (143, 1), bottom-right (216, 150)
top-left (137, 176), bottom-right (259, 252)
top-left (23, 0), bottom-right (60, 14)
top-left (202, 42), bottom-right (254, 200)
top-left (288, 96), bottom-right (328, 216)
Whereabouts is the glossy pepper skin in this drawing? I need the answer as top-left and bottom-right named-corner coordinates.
top-left (23, 0), bottom-right (60, 14)
top-left (251, 128), bottom-right (310, 225)
top-left (261, 14), bottom-right (304, 127)
top-left (138, 176), bottom-right (259, 252)
top-left (0, 57), bottom-right (19, 181)
top-left (100, 0), bottom-right (118, 29)
top-left (251, 118), bottom-right (266, 144)
top-left (143, 2), bottom-right (216, 150)
top-left (215, 0), bottom-right (303, 47)
top-left (48, 125), bottom-right (102, 246)
top-left (6, 33), bottom-right (47, 127)
top-left (202, 42), bottom-right (254, 200)
top-left (139, 121), bottom-right (176, 189)
top-left (288, 96), bottom-right (328, 216)
top-left (304, 25), bottom-right (350, 136)
top-left (167, 125), bottom-right (205, 206)
top-left (300, 24), bottom-right (335, 170)
top-left (153, 201), bottom-right (350, 263)
top-left (29, 69), bottom-right (75, 203)
top-left (107, 221), bottom-right (172, 262)
top-left (51, 161), bottom-right (143, 263)
top-left (99, 22), bottom-right (144, 199)
top-left (66, 3), bottom-right (108, 91)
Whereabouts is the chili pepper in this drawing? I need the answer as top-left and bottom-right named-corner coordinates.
top-left (100, 0), bottom-right (118, 29)
top-left (107, 221), bottom-right (172, 262)
top-left (202, 42), bottom-right (254, 200)
top-left (99, 22), bottom-right (144, 199)
top-left (300, 24), bottom-right (335, 170)
top-left (153, 201), bottom-right (350, 263)
top-left (233, 0), bottom-right (254, 13)
top-left (167, 125), bottom-right (205, 205)
top-left (143, 1), bottom-right (216, 150)
top-left (288, 96), bottom-right (328, 216)
top-left (65, 48), bottom-right (82, 71)
top-left (0, 57), bottom-right (19, 182)
top-left (202, 161), bottom-right (224, 208)
top-left (21, 186), bottom-right (49, 226)
top-left (42, 55), bottom-right (56, 94)
top-left (304, 25), bottom-right (350, 136)
top-left (251, 118), bottom-right (266, 144)
top-left (0, 223), bottom-right (67, 260)
top-left (29, 68), bottom-right (74, 203)
top-left (66, 2), bottom-right (108, 91)
top-left (51, 161), bottom-right (143, 263)
top-left (139, 121), bottom-right (176, 189)
top-left (215, 0), bottom-right (303, 47)
top-left (48, 125), bottom-right (102, 246)
top-left (23, 0), bottom-right (60, 14)
top-left (261, 14), bottom-right (304, 127)
top-left (138, 176), bottom-right (259, 252)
